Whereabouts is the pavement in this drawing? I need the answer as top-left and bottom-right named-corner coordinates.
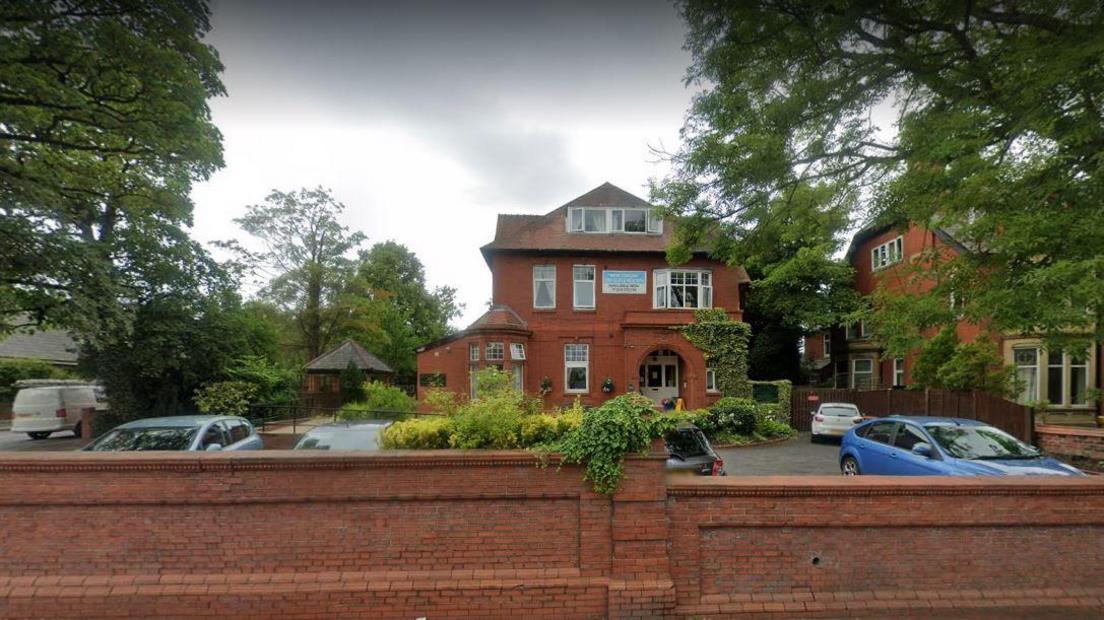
top-left (0, 429), bottom-right (82, 452)
top-left (715, 432), bottom-right (842, 475)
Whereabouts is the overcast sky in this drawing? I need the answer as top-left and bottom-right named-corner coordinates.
top-left (190, 0), bottom-right (696, 326)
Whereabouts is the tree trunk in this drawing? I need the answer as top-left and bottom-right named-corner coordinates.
top-left (304, 266), bottom-right (323, 359)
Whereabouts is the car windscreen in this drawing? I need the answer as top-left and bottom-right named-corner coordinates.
top-left (87, 427), bottom-right (198, 451)
top-left (821, 406), bottom-right (858, 417)
top-left (924, 425), bottom-right (1039, 460)
top-left (295, 427), bottom-right (383, 450)
top-left (665, 429), bottom-right (709, 457)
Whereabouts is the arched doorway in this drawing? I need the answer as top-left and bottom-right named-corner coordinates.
top-left (638, 348), bottom-right (682, 407)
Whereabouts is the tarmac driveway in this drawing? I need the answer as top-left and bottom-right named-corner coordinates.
top-left (715, 432), bottom-right (841, 475)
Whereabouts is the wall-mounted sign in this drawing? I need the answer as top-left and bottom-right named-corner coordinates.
top-left (602, 270), bottom-right (647, 294)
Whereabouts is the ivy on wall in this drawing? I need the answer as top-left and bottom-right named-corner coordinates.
top-left (677, 308), bottom-right (752, 398)
top-left (749, 379), bottom-right (792, 423)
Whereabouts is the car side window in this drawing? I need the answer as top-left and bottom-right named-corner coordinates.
top-left (225, 420), bottom-right (250, 444)
top-left (893, 424), bottom-right (928, 451)
top-left (200, 424), bottom-right (228, 449)
top-left (863, 421), bottom-right (897, 445)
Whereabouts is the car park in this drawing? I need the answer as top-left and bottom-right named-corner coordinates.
top-left (810, 402), bottom-right (864, 442)
top-left (839, 416), bottom-right (1083, 476)
top-left (293, 421), bottom-right (392, 450)
top-left (11, 381), bottom-right (107, 440)
top-left (83, 415), bottom-right (263, 452)
top-left (665, 424), bottom-right (726, 476)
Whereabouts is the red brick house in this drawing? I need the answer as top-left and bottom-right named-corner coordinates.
top-left (416, 182), bottom-right (750, 410)
top-left (804, 222), bottom-right (1102, 421)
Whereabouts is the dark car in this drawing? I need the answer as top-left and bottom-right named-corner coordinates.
top-left (665, 424), bottom-right (726, 476)
top-left (839, 416), bottom-right (1083, 476)
top-left (293, 421), bottom-right (392, 450)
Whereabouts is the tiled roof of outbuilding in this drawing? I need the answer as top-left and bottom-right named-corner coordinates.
top-left (304, 340), bottom-right (393, 373)
top-left (0, 328), bottom-right (78, 366)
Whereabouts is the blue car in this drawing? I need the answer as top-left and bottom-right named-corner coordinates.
top-left (839, 416), bottom-right (1083, 476)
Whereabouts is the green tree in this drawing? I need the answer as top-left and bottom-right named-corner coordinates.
top-left (339, 360), bottom-right (364, 403)
top-left (0, 1), bottom-right (225, 336)
top-left (341, 242), bottom-right (462, 383)
top-left (911, 326), bottom-right (959, 389)
top-left (229, 187), bottom-right (366, 360)
top-left (661, 1), bottom-right (1104, 354)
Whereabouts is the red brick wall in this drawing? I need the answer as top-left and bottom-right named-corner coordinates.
top-left (419, 252), bottom-right (745, 410)
top-left (667, 476), bottom-right (1104, 617)
top-left (1037, 424), bottom-right (1104, 461)
top-left (2, 451), bottom-right (1103, 619)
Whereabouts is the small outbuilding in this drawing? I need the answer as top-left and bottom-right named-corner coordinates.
top-left (301, 340), bottom-right (393, 407)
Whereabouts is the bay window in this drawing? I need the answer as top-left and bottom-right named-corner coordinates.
top-left (565, 344), bottom-right (589, 393)
top-left (486, 342), bottom-right (504, 362)
top-left (851, 358), bottom-right (874, 389)
top-left (533, 265), bottom-right (555, 309)
top-left (573, 265), bottom-right (595, 309)
top-left (510, 343), bottom-right (525, 360)
top-left (653, 269), bottom-right (712, 309)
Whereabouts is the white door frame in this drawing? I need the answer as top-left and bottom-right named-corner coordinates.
top-left (641, 351), bottom-right (680, 406)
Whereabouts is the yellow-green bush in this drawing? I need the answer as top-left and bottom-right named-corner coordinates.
top-left (380, 416), bottom-right (452, 449)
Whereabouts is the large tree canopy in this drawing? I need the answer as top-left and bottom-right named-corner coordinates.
top-left (231, 187), bottom-right (366, 360)
top-left (0, 0), bottom-right (225, 336)
top-left (658, 1), bottom-right (1104, 354)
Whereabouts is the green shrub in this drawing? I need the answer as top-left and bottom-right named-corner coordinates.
top-left (193, 381), bottom-right (259, 416)
top-left (756, 416), bottom-right (795, 439)
top-left (380, 417), bottom-right (452, 449)
top-left (0, 358), bottom-right (70, 401)
top-left (424, 387), bottom-right (464, 416)
top-left (557, 393), bottom-right (665, 495)
top-left (709, 397), bottom-right (758, 436)
top-left (339, 381), bottom-right (417, 420)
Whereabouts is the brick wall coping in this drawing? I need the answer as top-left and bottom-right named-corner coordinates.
top-left (667, 475), bottom-right (1104, 497)
top-left (0, 449), bottom-right (665, 473)
top-left (1037, 424), bottom-right (1104, 438)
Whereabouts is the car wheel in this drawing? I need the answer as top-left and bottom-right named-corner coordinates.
top-left (27, 432), bottom-right (51, 440)
top-left (840, 456), bottom-right (860, 476)
top-left (72, 422), bottom-right (82, 439)
top-left (810, 433), bottom-right (820, 443)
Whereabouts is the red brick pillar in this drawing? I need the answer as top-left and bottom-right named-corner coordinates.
top-left (79, 407), bottom-right (96, 446)
top-left (607, 438), bottom-right (676, 618)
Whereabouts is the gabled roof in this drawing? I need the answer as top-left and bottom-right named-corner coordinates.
top-left (844, 221), bottom-right (967, 262)
top-left (0, 328), bottom-right (78, 366)
top-left (304, 340), bottom-right (393, 374)
top-left (480, 182), bottom-right (682, 261)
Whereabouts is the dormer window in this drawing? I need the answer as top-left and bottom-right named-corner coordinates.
top-left (567, 207), bottom-right (661, 235)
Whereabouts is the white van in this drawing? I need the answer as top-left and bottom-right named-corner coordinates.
top-left (11, 382), bottom-right (107, 439)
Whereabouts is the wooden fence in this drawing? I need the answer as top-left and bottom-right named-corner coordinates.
top-left (791, 388), bottom-right (1035, 443)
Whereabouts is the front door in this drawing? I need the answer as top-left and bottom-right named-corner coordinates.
top-left (641, 352), bottom-right (679, 406)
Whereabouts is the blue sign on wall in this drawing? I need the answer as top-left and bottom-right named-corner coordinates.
top-left (602, 270), bottom-right (647, 294)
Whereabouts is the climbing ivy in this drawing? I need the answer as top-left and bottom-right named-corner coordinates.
top-left (677, 308), bottom-right (752, 398)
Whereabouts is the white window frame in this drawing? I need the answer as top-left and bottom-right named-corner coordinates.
top-left (510, 343), bottom-right (526, 360)
top-left (1048, 349), bottom-right (1091, 408)
top-left (564, 344), bottom-right (589, 393)
top-left (1013, 347), bottom-right (1040, 404)
top-left (469, 342), bottom-right (479, 362)
top-left (652, 269), bottom-right (713, 309)
top-left (822, 333), bottom-right (831, 358)
top-left (705, 367), bottom-right (718, 393)
top-left (893, 358), bottom-right (905, 387)
top-left (851, 358), bottom-right (874, 389)
top-left (533, 265), bottom-right (556, 309)
top-left (486, 342), bottom-right (504, 362)
top-left (567, 207), bottom-right (663, 235)
top-left (871, 236), bottom-right (904, 271)
top-left (573, 265), bottom-right (596, 309)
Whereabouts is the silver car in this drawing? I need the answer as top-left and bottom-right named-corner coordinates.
top-left (293, 421), bottom-right (392, 451)
top-left (83, 415), bottom-right (264, 452)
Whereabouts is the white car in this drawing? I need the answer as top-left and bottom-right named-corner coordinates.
top-left (810, 402), bottom-right (864, 442)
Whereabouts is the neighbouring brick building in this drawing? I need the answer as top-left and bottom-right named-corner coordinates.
top-left (804, 222), bottom-right (1102, 421)
top-left (416, 182), bottom-right (750, 410)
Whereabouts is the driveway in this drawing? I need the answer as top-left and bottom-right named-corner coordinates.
top-left (0, 429), bottom-right (82, 452)
top-left (715, 432), bottom-right (841, 475)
